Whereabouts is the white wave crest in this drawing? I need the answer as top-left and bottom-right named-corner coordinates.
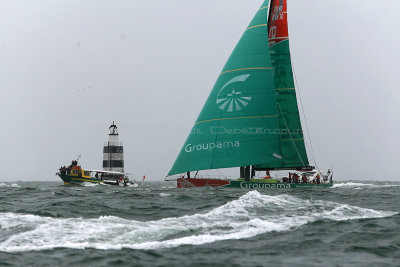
top-left (333, 182), bottom-right (400, 188)
top-left (82, 182), bottom-right (100, 187)
top-left (0, 191), bottom-right (396, 252)
top-left (0, 182), bottom-right (20, 188)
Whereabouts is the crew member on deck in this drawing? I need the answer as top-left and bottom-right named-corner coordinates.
top-left (302, 174), bottom-right (307, 184)
top-left (263, 170), bottom-right (271, 179)
top-left (294, 173), bottom-right (299, 184)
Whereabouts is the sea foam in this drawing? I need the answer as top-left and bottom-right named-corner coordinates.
top-left (333, 182), bottom-right (400, 188)
top-left (0, 182), bottom-right (20, 188)
top-left (0, 191), bottom-right (396, 252)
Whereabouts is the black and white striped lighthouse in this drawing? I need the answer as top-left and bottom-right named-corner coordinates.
top-left (103, 122), bottom-right (124, 173)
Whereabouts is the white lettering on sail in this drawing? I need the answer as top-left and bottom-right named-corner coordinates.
top-left (185, 141), bottom-right (240, 153)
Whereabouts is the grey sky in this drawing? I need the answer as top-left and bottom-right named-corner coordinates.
top-left (0, 0), bottom-right (399, 181)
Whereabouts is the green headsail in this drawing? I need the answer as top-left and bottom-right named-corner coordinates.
top-left (168, 0), bottom-right (309, 176)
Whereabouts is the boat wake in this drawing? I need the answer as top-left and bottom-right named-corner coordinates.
top-left (333, 182), bottom-right (400, 188)
top-left (81, 182), bottom-right (100, 187)
top-left (0, 191), bottom-right (396, 252)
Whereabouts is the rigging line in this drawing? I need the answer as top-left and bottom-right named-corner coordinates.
top-left (216, 169), bottom-right (227, 179)
top-left (291, 61), bottom-right (319, 170)
top-left (277, 103), bottom-right (305, 166)
top-left (301, 134), bottom-right (315, 167)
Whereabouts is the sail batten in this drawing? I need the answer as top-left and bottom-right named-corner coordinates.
top-left (247, 24), bottom-right (268, 31)
top-left (195, 114), bottom-right (278, 126)
top-left (220, 67), bottom-right (272, 75)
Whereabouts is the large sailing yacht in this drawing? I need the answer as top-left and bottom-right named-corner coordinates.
top-left (167, 0), bottom-right (333, 189)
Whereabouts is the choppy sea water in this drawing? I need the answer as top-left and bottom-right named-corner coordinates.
top-left (0, 181), bottom-right (399, 266)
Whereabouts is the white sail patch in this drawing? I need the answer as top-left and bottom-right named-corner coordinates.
top-left (219, 74), bottom-right (250, 92)
top-left (273, 153), bottom-right (282, 159)
top-left (217, 90), bottom-right (252, 113)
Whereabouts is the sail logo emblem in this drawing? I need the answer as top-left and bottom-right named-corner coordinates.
top-left (216, 74), bottom-right (252, 112)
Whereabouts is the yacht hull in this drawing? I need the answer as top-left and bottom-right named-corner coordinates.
top-left (177, 178), bottom-right (333, 189)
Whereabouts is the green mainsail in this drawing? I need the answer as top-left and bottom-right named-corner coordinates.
top-left (169, 0), bottom-right (308, 176)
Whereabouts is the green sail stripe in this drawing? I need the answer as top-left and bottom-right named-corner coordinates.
top-left (195, 115), bottom-right (278, 126)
